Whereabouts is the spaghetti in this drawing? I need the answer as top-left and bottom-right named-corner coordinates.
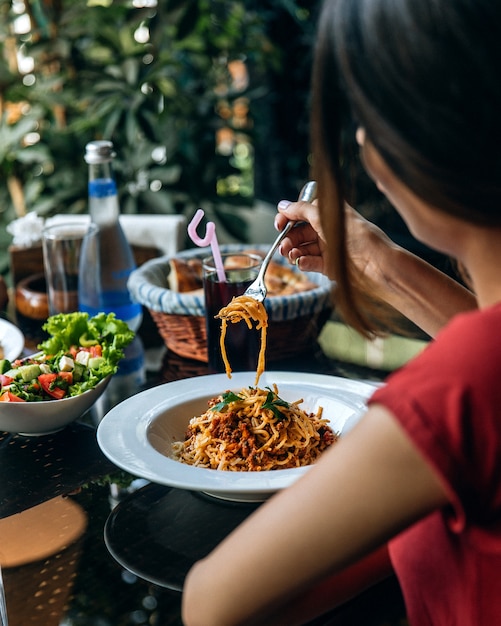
top-left (172, 384), bottom-right (337, 471)
top-left (216, 295), bottom-right (268, 385)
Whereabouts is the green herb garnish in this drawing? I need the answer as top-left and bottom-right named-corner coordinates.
top-left (210, 390), bottom-right (244, 412)
top-left (261, 387), bottom-right (290, 420)
top-left (209, 387), bottom-right (291, 420)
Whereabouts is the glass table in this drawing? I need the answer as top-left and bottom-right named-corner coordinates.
top-left (0, 318), bottom-right (407, 626)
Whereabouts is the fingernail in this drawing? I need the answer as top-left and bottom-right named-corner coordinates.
top-left (278, 200), bottom-right (291, 210)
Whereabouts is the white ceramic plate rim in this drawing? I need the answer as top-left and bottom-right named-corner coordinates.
top-left (97, 372), bottom-right (378, 499)
top-left (0, 318), bottom-right (25, 362)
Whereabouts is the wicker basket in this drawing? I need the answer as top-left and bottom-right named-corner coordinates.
top-left (129, 244), bottom-right (333, 362)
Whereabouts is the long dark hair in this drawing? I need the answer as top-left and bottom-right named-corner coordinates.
top-left (311, 0), bottom-right (501, 335)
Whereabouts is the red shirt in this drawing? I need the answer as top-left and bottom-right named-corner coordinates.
top-left (369, 304), bottom-right (501, 625)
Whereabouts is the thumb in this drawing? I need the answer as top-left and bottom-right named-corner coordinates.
top-left (277, 199), bottom-right (305, 220)
top-left (277, 198), bottom-right (320, 226)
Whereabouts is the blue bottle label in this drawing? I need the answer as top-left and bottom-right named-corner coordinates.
top-left (89, 178), bottom-right (117, 198)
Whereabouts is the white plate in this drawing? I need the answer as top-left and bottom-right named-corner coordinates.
top-left (97, 372), bottom-right (377, 502)
top-left (0, 318), bottom-right (25, 362)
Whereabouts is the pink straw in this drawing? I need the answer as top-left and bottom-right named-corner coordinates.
top-left (187, 208), bottom-right (226, 282)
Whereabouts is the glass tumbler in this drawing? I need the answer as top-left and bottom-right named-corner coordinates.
top-left (203, 252), bottom-right (262, 374)
top-left (42, 222), bottom-right (98, 317)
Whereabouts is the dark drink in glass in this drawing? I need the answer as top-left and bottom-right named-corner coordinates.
top-left (203, 253), bottom-right (262, 375)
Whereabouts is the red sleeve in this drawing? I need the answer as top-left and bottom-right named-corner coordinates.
top-left (368, 305), bottom-right (501, 531)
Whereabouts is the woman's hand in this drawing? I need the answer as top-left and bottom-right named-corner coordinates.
top-left (275, 198), bottom-right (328, 274)
top-left (276, 198), bottom-right (396, 288)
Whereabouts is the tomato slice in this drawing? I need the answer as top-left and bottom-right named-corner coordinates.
top-left (38, 373), bottom-right (67, 400)
top-left (0, 374), bottom-right (14, 387)
top-left (0, 391), bottom-right (26, 402)
top-left (58, 371), bottom-right (73, 383)
top-left (89, 345), bottom-right (102, 358)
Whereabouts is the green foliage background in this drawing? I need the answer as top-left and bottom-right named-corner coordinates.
top-left (0, 0), bottom-right (320, 283)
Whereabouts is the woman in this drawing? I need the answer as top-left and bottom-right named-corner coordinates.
top-left (182, 1), bottom-right (501, 624)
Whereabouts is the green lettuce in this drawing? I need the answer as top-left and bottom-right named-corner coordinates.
top-left (38, 312), bottom-right (135, 395)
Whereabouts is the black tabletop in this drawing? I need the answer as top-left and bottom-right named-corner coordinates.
top-left (105, 482), bottom-right (261, 591)
top-left (0, 326), bottom-right (406, 626)
top-left (0, 423), bottom-right (116, 519)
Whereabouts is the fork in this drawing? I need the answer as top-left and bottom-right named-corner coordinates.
top-left (243, 180), bottom-right (317, 303)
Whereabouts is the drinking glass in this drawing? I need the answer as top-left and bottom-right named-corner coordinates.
top-left (203, 252), bottom-right (262, 374)
top-left (42, 222), bottom-right (98, 316)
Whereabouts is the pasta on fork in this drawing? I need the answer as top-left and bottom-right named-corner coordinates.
top-left (216, 295), bottom-right (268, 385)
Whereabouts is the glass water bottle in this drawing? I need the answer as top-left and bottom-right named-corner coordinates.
top-left (78, 140), bottom-right (142, 331)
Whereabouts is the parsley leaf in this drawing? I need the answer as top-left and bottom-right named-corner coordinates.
top-left (261, 387), bottom-right (290, 420)
top-left (210, 391), bottom-right (243, 412)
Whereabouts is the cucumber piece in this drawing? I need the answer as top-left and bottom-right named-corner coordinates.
top-left (0, 359), bottom-right (11, 374)
top-left (88, 356), bottom-right (105, 370)
top-left (17, 364), bottom-right (42, 382)
top-left (73, 362), bottom-right (86, 382)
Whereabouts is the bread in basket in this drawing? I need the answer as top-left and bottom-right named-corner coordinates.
top-left (128, 244), bottom-right (333, 362)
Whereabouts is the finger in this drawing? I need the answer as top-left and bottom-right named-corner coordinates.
top-left (276, 200), bottom-right (321, 228)
top-left (294, 253), bottom-right (325, 274)
top-left (279, 233), bottom-right (314, 259)
top-left (274, 211), bottom-right (290, 232)
top-left (287, 241), bottom-right (322, 262)
top-left (285, 223), bottom-right (320, 248)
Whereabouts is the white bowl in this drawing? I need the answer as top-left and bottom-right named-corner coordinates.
top-left (0, 375), bottom-right (110, 436)
top-left (0, 318), bottom-right (25, 361)
top-left (97, 372), bottom-right (377, 502)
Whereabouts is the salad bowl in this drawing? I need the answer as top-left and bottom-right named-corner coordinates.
top-left (0, 374), bottom-right (110, 436)
top-left (0, 311), bottom-right (135, 436)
